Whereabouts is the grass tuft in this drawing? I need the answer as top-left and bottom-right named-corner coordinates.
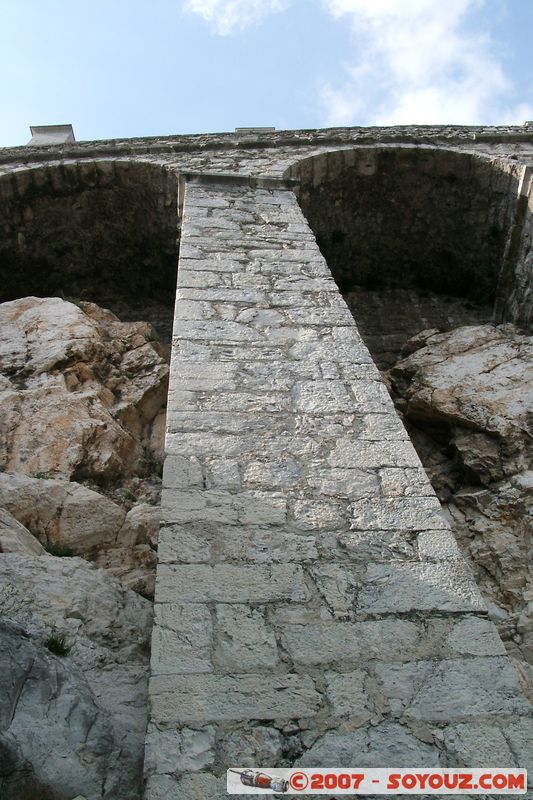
top-left (44, 634), bottom-right (71, 657)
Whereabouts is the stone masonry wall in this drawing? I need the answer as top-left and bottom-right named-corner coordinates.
top-left (0, 126), bottom-right (532, 800)
top-left (144, 174), bottom-right (532, 799)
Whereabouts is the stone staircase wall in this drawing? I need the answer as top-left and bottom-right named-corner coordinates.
top-left (144, 174), bottom-right (532, 799)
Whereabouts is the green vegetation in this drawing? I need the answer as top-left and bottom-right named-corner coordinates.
top-left (44, 634), bottom-right (71, 657)
top-left (44, 543), bottom-right (75, 557)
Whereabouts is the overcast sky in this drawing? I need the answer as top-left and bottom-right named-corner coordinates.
top-left (1, 0), bottom-right (532, 147)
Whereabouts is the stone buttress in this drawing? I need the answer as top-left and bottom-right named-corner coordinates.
top-left (144, 174), bottom-right (532, 799)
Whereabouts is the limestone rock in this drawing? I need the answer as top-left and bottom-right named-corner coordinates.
top-left (0, 296), bottom-right (169, 483)
top-left (0, 620), bottom-right (116, 800)
top-left (0, 554), bottom-right (152, 799)
top-left (391, 324), bottom-right (533, 484)
top-left (0, 472), bottom-right (159, 595)
top-left (390, 324), bottom-right (533, 695)
top-left (0, 472), bottom-right (125, 553)
top-left (0, 508), bottom-right (45, 556)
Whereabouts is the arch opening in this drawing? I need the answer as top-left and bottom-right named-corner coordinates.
top-left (0, 159), bottom-right (181, 595)
top-left (0, 160), bottom-right (180, 342)
top-left (287, 147), bottom-right (523, 367)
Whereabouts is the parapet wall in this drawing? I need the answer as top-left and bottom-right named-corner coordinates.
top-left (0, 126), bottom-right (532, 799)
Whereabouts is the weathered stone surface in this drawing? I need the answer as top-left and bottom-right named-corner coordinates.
top-left (358, 562), bottom-right (485, 614)
top-left (0, 620), bottom-right (117, 800)
top-left (213, 604), bottom-right (278, 671)
top-left (390, 324), bottom-right (533, 693)
top-left (0, 554), bottom-right (152, 799)
top-left (0, 472), bottom-right (125, 552)
top-left (150, 673), bottom-right (321, 723)
top-left (155, 563), bottom-right (310, 603)
top-left (391, 325), bottom-right (533, 475)
top-left (325, 669), bottom-right (374, 721)
top-left (376, 657), bottom-right (531, 721)
top-left (145, 773), bottom-right (231, 800)
top-left (0, 472), bottom-right (158, 595)
top-left (144, 724), bottom-right (216, 776)
top-left (0, 296), bottom-right (169, 482)
top-left (220, 725), bottom-right (283, 768)
top-left (298, 721), bottom-right (441, 767)
top-left (445, 616), bottom-right (507, 657)
top-left (281, 619), bottom-right (422, 665)
top-left (444, 723), bottom-right (518, 768)
top-left (0, 508), bottom-right (45, 556)
top-left (151, 603), bottom-right (213, 675)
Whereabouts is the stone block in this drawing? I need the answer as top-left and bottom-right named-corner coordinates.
top-left (328, 439), bottom-right (421, 469)
top-left (150, 673), bottom-right (321, 723)
top-left (417, 529), bottom-right (463, 560)
top-left (446, 616), bottom-right (506, 656)
top-left (351, 496), bottom-right (447, 531)
top-left (155, 563), bottom-right (310, 604)
top-left (213, 604), bottom-right (279, 671)
top-left (151, 604), bottom-right (213, 675)
top-left (505, 718), bottom-right (533, 773)
top-left (334, 529), bottom-right (417, 561)
top-left (325, 669), bottom-right (373, 721)
top-left (281, 619), bottom-right (421, 665)
top-left (162, 455), bottom-right (204, 489)
top-left (310, 563), bottom-right (362, 616)
top-left (144, 724), bottom-right (216, 775)
top-left (291, 498), bottom-right (347, 530)
top-left (297, 721), bottom-right (440, 767)
top-left (157, 524), bottom-right (212, 564)
top-left (218, 525), bottom-right (318, 563)
top-left (402, 657), bottom-right (531, 721)
top-left (220, 725), bottom-right (282, 768)
top-left (443, 723), bottom-right (516, 768)
top-left (293, 380), bottom-right (354, 413)
top-left (306, 468), bottom-right (379, 499)
top-left (358, 562), bottom-right (485, 614)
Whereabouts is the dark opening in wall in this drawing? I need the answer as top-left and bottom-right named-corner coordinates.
top-left (0, 159), bottom-right (181, 596)
top-left (287, 148), bottom-right (522, 366)
top-left (0, 160), bottom-right (180, 342)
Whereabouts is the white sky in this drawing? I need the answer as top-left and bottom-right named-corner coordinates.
top-left (0, 0), bottom-right (531, 147)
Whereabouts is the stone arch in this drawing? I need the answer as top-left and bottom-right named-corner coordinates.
top-left (0, 159), bottom-right (180, 340)
top-left (285, 147), bottom-right (527, 365)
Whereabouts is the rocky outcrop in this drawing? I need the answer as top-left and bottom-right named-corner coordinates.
top-left (390, 324), bottom-right (533, 695)
top-left (0, 296), bottom-right (164, 797)
top-left (0, 296), bottom-right (169, 483)
top-left (0, 472), bottom-right (159, 596)
top-left (0, 296), bottom-right (169, 596)
top-left (0, 555), bottom-right (152, 800)
top-left (0, 508), bottom-right (45, 556)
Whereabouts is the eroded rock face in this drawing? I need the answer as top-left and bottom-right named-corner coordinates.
top-left (0, 295), bottom-right (168, 597)
top-left (0, 472), bottom-right (159, 596)
top-left (0, 556), bottom-right (152, 800)
top-left (390, 324), bottom-right (533, 694)
top-left (0, 296), bottom-right (169, 483)
top-left (0, 508), bottom-right (45, 556)
top-left (0, 296), bottom-right (165, 797)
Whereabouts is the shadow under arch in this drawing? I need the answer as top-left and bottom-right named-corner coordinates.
top-left (0, 159), bottom-right (180, 341)
top-left (285, 147), bottom-right (526, 366)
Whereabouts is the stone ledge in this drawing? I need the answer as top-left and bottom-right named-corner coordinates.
top-left (180, 171), bottom-right (300, 190)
